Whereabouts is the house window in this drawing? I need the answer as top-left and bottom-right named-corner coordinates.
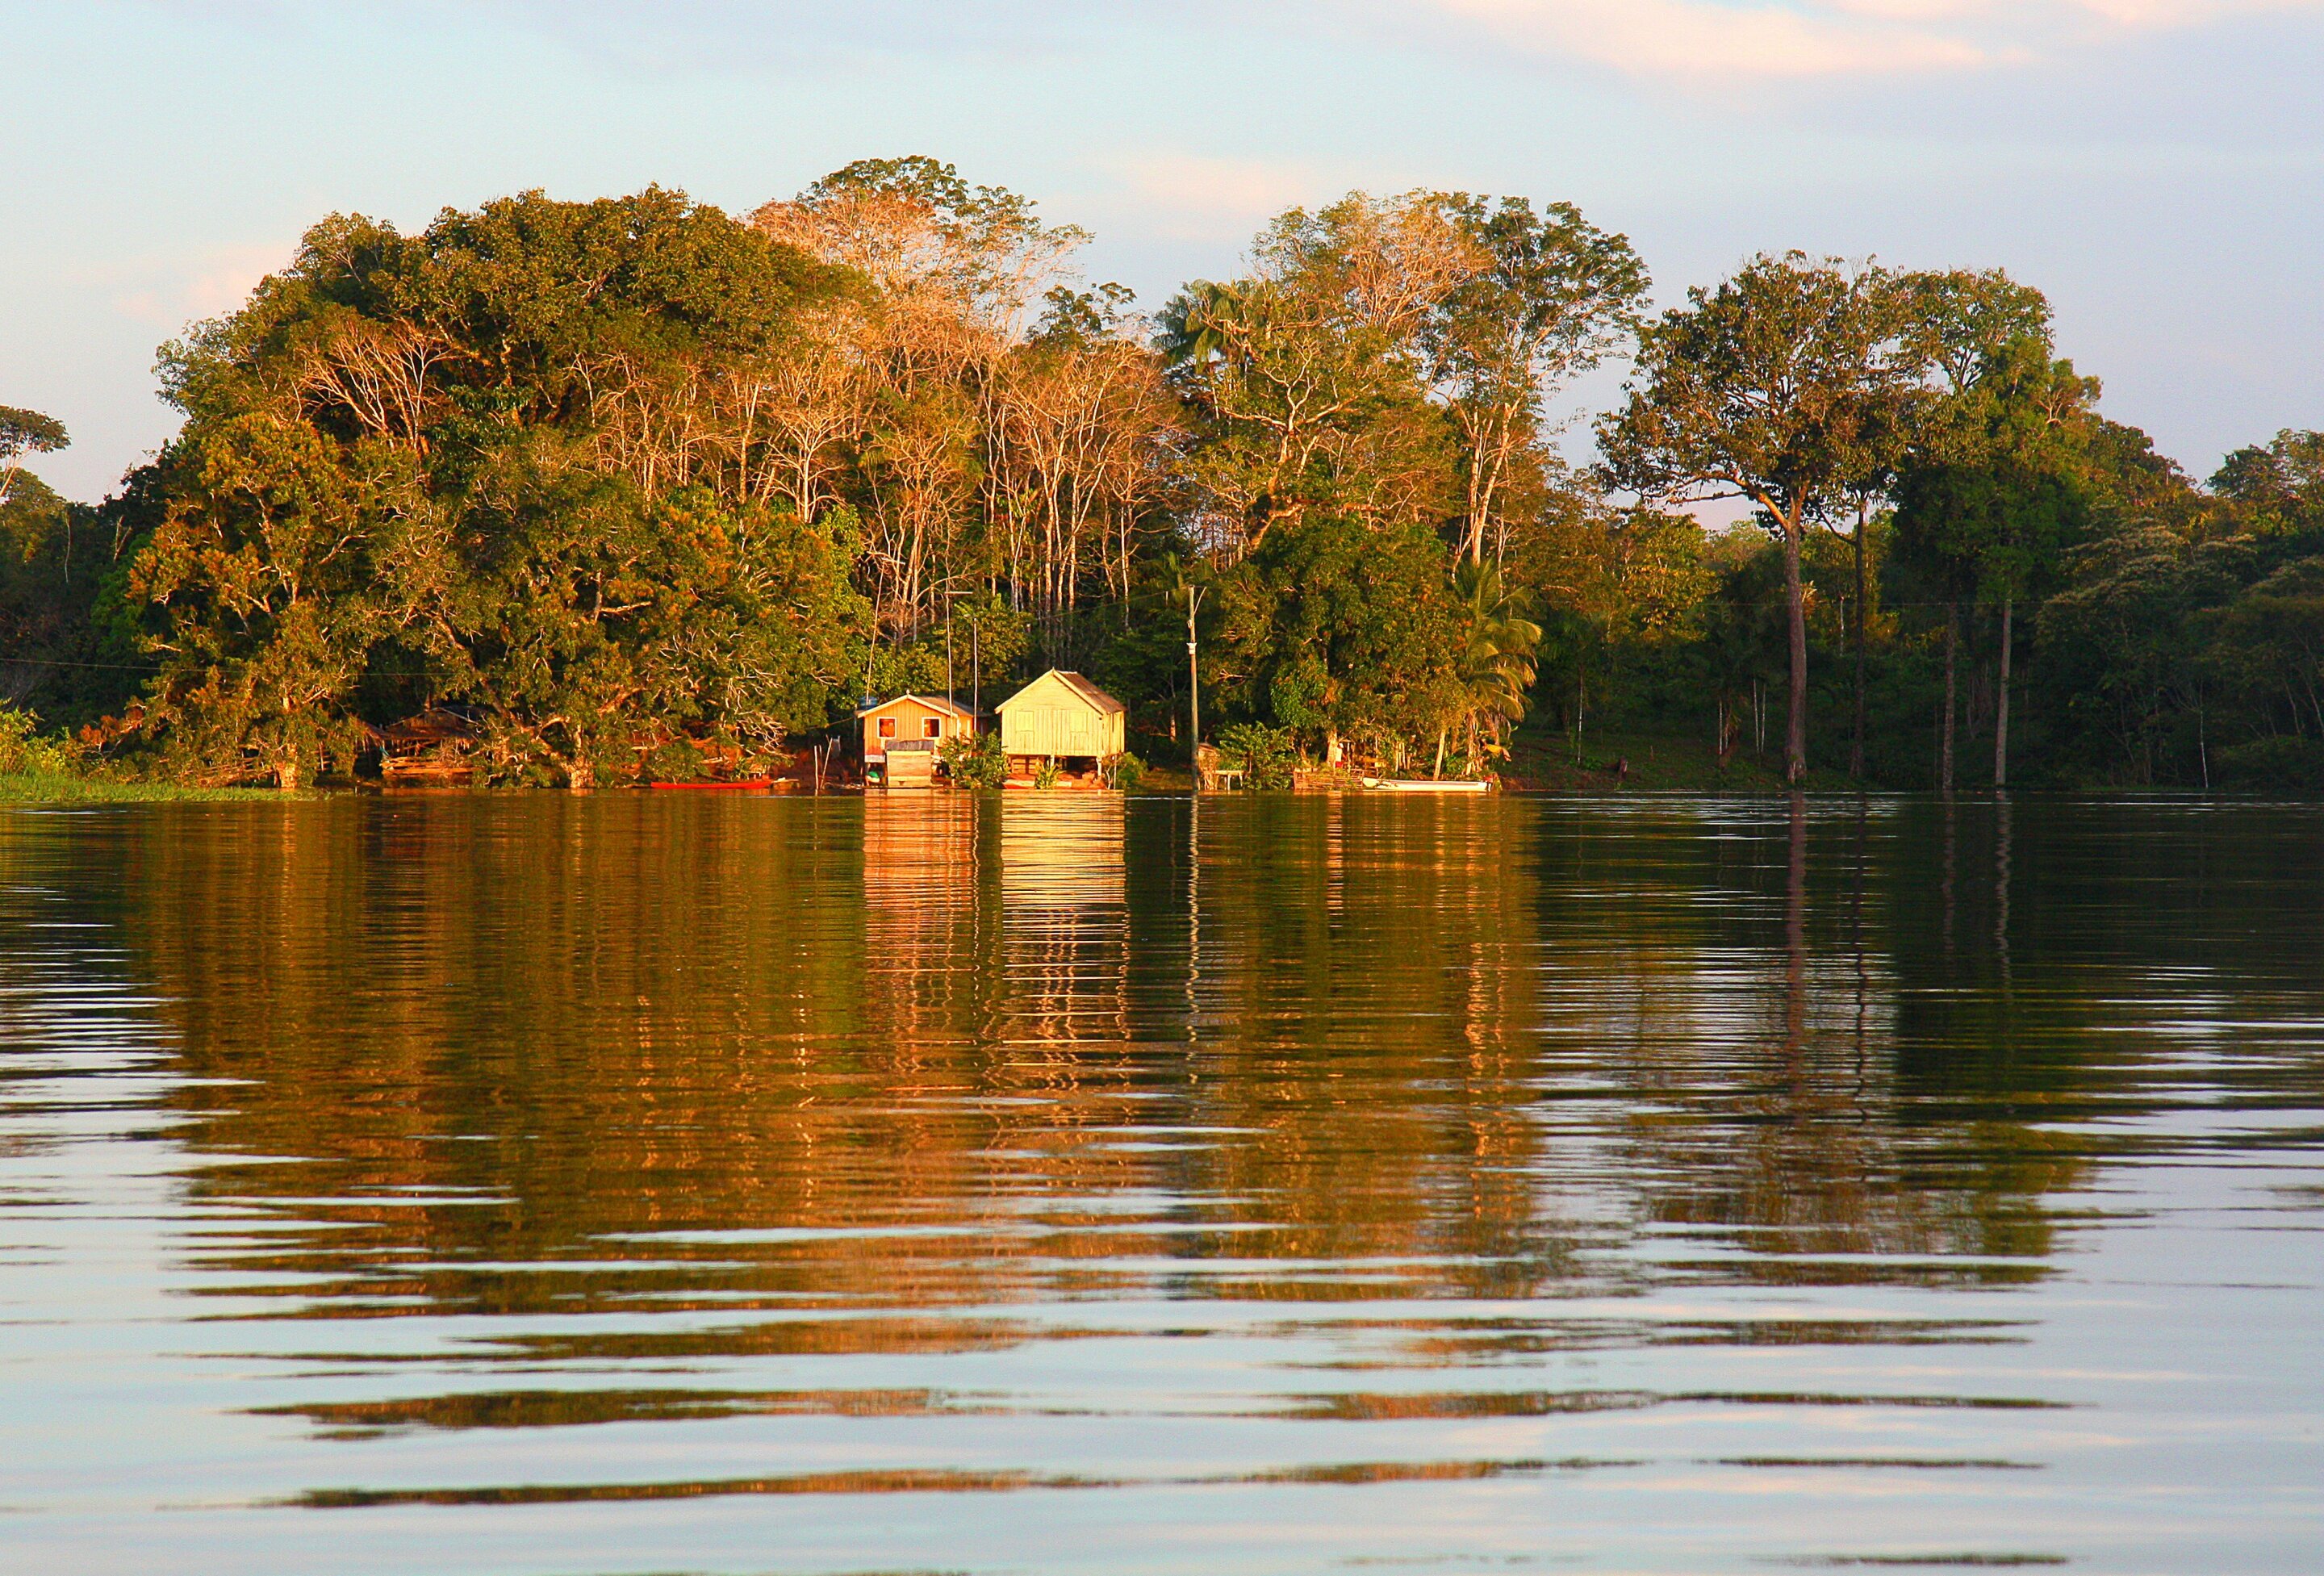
top-left (925, 718), bottom-right (943, 738)
top-left (877, 717), bottom-right (896, 738)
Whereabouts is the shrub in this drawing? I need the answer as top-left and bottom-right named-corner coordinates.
top-left (1217, 722), bottom-right (1297, 789)
top-left (0, 708), bottom-right (77, 777)
top-left (1032, 759), bottom-right (1061, 790)
top-left (940, 730), bottom-right (1009, 788)
top-left (2216, 735), bottom-right (2324, 793)
top-left (1106, 750), bottom-right (1146, 792)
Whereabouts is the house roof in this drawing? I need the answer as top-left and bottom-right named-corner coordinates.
top-left (996, 669), bottom-right (1126, 716)
top-left (855, 692), bottom-right (982, 720)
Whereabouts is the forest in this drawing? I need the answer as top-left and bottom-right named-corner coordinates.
top-left (2, 155), bottom-right (2321, 792)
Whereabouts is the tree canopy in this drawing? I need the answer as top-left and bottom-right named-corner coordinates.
top-left (4, 164), bottom-right (2320, 796)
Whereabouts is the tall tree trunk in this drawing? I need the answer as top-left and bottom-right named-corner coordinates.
top-left (1186, 589), bottom-right (1202, 768)
top-left (1433, 727), bottom-right (1448, 780)
top-left (1783, 511), bottom-right (1808, 784)
top-left (1850, 500), bottom-right (1867, 779)
top-left (1940, 599), bottom-right (1958, 800)
top-left (1993, 594), bottom-right (2013, 790)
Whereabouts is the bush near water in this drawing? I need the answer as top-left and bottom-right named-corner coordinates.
top-left (2, 163), bottom-right (2323, 792)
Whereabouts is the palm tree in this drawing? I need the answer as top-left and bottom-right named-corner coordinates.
top-left (1436, 561), bottom-right (1543, 777)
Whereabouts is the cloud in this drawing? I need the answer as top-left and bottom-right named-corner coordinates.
top-left (104, 242), bottom-right (291, 331)
top-left (1366, 0), bottom-right (2324, 77)
top-left (475, 0), bottom-right (1099, 75)
top-left (1091, 153), bottom-right (1334, 241)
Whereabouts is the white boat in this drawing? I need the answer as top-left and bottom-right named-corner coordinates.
top-left (1360, 777), bottom-right (1493, 793)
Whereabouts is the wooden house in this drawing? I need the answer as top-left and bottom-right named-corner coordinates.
top-left (858, 694), bottom-right (980, 789)
top-left (997, 670), bottom-right (1126, 779)
top-left (378, 709), bottom-right (479, 788)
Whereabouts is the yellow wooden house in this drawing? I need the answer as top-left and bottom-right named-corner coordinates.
top-left (858, 693), bottom-right (980, 789)
top-left (997, 670), bottom-right (1126, 775)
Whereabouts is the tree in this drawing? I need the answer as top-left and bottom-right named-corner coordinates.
top-left (128, 188), bottom-right (868, 786)
top-left (990, 291), bottom-right (1180, 642)
top-left (1598, 253), bottom-right (1920, 783)
top-left (1440, 559), bottom-right (1542, 776)
top-left (2213, 429), bottom-right (2324, 540)
top-left (2208, 559), bottom-right (2324, 747)
top-left (1420, 198), bottom-right (1648, 567)
top-left (753, 159), bottom-right (1177, 653)
top-left (2038, 525), bottom-right (2204, 784)
top-left (1209, 515), bottom-right (1462, 763)
top-left (1891, 271), bottom-right (2094, 791)
top-left (0, 412), bottom-right (123, 721)
top-left (1158, 193), bottom-right (1476, 559)
top-left (0, 406), bottom-right (69, 512)
top-left (131, 413), bottom-right (391, 787)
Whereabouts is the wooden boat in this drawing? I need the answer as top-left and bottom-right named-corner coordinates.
top-left (1360, 777), bottom-right (1492, 793)
top-left (649, 777), bottom-right (775, 791)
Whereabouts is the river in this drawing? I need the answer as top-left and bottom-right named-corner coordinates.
top-left (1, 793), bottom-right (2318, 1572)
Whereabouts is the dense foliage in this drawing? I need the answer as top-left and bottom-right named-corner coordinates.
top-left (6, 160), bottom-right (2323, 791)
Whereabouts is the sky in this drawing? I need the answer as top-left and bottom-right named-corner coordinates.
top-left (4, 0), bottom-right (2322, 501)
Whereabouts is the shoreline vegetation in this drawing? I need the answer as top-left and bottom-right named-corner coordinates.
top-left (4, 157), bottom-right (2322, 798)
top-left (0, 701), bottom-right (2228, 802)
top-left (0, 772), bottom-right (296, 805)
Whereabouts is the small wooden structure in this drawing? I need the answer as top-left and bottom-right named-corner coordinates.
top-left (858, 694), bottom-right (980, 790)
top-left (997, 671), bottom-right (1126, 780)
top-left (1194, 743), bottom-right (1243, 792)
top-left (379, 709), bottom-right (478, 788)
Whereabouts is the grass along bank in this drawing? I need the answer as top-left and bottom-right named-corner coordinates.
top-left (0, 708), bottom-right (295, 803)
top-left (0, 771), bottom-right (299, 804)
top-left (1503, 717), bottom-right (1863, 793)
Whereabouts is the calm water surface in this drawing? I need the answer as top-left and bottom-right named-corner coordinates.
top-left (2, 793), bottom-right (2319, 1573)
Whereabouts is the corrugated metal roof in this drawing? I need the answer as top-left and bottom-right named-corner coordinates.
top-left (855, 693), bottom-right (982, 720)
top-left (996, 670), bottom-right (1126, 716)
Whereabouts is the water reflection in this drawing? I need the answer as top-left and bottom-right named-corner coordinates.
top-left (0, 795), bottom-right (2319, 1574)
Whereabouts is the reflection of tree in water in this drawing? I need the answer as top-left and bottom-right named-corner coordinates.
top-left (1168, 796), bottom-right (1570, 1302)
top-left (1513, 797), bottom-right (2071, 1274)
top-left (73, 792), bottom-right (2290, 1370)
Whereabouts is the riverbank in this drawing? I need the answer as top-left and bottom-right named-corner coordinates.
top-left (1502, 723), bottom-right (1864, 793)
top-left (0, 771), bottom-right (300, 805)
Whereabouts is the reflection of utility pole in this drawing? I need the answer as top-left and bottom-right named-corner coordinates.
top-left (1187, 791), bottom-right (1202, 1047)
top-left (1185, 583), bottom-right (1206, 784)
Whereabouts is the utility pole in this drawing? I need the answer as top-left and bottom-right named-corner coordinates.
top-left (1185, 583), bottom-right (1205, 785)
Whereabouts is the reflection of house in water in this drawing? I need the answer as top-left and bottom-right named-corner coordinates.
top-left (999, 796), bottom-right (1129, 1046)
top-left (860, 792), bottom-right (985, 1039)
top-left (856, 795), bottom-right (1131, 1048)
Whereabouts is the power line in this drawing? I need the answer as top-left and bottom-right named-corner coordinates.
top-left (0, 655), bottom-right (157, 673)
